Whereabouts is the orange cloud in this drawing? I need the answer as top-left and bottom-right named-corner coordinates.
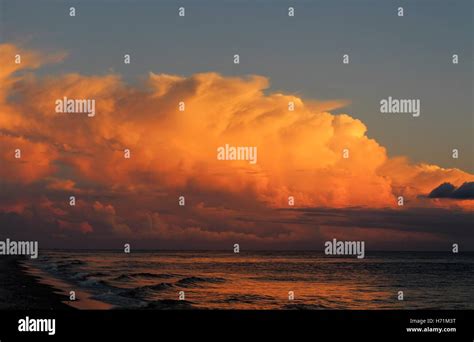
top-left (0, 44), bottom-right (472, 245)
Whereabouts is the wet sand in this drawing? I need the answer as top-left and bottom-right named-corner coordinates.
top-left (0, 257), bottom-right (73, 310)
top-left (23, 263), bottom-right (113, 309)
top-left (0, 256), bottom-right (192, 310)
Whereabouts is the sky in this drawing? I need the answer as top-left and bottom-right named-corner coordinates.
top-left (0, 0), bottom-right (473, 250)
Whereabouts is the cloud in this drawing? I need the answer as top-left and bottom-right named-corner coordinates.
top-left (0, 43), bottom-right (472, 248)
top-left (428, 182), bottom-right (474, 199)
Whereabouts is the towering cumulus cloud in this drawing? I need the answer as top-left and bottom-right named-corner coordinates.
top-left (0, 44), bottom-right (472, 249)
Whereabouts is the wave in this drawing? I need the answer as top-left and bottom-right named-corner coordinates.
top-left (78, 278), bottom-right (112, 288)
top-left (57, 259), bottom-right (86, 267)
top-left (175, 276), bottom-right (226, 288)
top-left (120, 283), bottom-right (174, 299)
top-left (114, 272), bottom-right (177, 282)
top-left (71, 272), bottom-right (108, 282)
top-left (220, 294), bottom-right (274, 304)
top-left (142, 299), bottom-right (195, 310)
top-left (281, 303), bottom-right (330, 310)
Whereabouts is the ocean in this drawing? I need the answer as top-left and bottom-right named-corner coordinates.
top-left (23, 251), bottom-right (474, 310)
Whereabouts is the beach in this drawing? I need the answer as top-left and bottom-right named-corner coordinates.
top-left (7, 250), bottom-right (474, 310)
top-left (0, 257), bottom-right (72, 310)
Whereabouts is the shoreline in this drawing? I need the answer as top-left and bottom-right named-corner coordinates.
top-left (2, 251), bottom-right (473, 310)
top-left (0, 257), bottom-right (73, 310)
top-left (22, 261), bottom-right (113, 310)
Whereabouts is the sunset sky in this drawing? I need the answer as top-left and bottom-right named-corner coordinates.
top-left (0, 0), bottom-right (472, 250)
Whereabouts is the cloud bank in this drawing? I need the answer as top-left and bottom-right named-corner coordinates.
top-left (428, 182), bottom-right (474, 199)
top-left (0, 44), bottom-right (472, 249)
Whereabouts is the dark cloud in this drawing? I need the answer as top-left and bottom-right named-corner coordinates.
top-left (428, 182), bottom-right (474, 199)
top-left (283, 207), bottom-right (473, 234)
top-left (1, 196), bottom-right (474, 250)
